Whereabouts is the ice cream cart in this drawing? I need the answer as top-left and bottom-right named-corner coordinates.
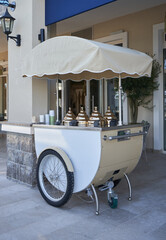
top-left (23, 36), bottom-right (152, 214)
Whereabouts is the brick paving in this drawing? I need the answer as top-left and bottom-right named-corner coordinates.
top-left (0, 134), bottom-right (166, 240)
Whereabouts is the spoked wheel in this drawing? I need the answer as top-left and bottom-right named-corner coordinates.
top-left (37, 149), bottom-right (74, 207)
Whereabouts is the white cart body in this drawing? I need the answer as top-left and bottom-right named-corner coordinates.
top-left (34, 124), bottom-right (143, 193)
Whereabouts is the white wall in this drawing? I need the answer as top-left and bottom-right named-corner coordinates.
top-left (32, 78), bottom-right (48, 121)
top-left (8, 0), bottom-right (47, 123)
top-left (32, 0), bottom-right (48, 119)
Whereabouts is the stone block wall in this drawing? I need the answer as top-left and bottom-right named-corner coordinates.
top-left (7, 133), bottom-right (37, 187)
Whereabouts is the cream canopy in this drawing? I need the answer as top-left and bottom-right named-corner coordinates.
top-left (22, 36), bottom-right (153, 126)
top-left (22, 36), bottom-right (152, 80)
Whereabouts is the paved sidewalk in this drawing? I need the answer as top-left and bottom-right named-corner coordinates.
top-left (0, 135), bottom-right (166, 240)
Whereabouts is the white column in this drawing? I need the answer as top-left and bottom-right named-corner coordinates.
top-left (8, 0), bottom-right (47, 123)
top-left (153, 23), bottom-right (164, 151)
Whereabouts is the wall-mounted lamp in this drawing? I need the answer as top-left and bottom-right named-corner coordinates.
top-left (0, 8), bottom-right (21, 46)
top-left (38, 28), bottom-right (45, 43)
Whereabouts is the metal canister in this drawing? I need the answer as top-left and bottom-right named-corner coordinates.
top-left (104, 106), bottom-right (117, 127)
top-left (88, 106), bottom-right (105, 127)
top-left (76, 107), bottom-right (89, 127)
top-left (63, 107), bottom-right (76, 126)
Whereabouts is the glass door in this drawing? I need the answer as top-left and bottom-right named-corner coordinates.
top-left (66, 80), bottom-right (86, 116)
top-left (48, 78), bottom-right (118, 121)
top-left (65, 80), bottom-right (101, 117)
top-left (90, 80), bottom-right (100, 113)
top-left (107, 79), bottom-right (120, 120)
top-left (48, 79), bottom-right (62, 121)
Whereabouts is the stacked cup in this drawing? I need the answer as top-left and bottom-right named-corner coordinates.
top-left (45, 114), bottom-right (49, 125)
top-left (39, 115), bottom-right (44, 124)
top-left (49, 110), bottom-right (55, 125)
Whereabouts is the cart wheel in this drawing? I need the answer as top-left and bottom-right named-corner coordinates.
top-left (108, 197), bottom-right (118, 209)
top-left (37, 149), bottom-right (74, 207)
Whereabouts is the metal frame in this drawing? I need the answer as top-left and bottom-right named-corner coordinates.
top-left (7, 34), bottom-right (21, 46)
top-left (103, 131), bottom-right (145, 141)
top-left (91, 184), bottom-right (99, 215)
top-left (124, 173), bottom-right (132, 201)
top-left (86, 80), bottom-right (90, 116)
top-left (118, 74), bottom-right (122, 126)
top-left (56, 80), bottom-right (59, 122)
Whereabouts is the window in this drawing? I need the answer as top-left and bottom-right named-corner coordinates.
top-left (71, 28), bottom-right (92, 40)
top-left (95, 32), bottom-right (128, 124)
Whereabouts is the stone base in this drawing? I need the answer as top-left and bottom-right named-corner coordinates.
top-left (7, 133), bottom-right (37, 187)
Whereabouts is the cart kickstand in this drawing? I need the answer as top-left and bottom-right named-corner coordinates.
top-left (124, 173), bottom-right (132, 201)
top-left (91, 184), bottom-right (99, 215)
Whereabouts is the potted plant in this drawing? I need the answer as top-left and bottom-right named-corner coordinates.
top-left (121, 58), bottom-right (161, 123)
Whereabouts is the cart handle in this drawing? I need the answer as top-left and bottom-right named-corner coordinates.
top-left (103, 131), bottom-right (146, 141)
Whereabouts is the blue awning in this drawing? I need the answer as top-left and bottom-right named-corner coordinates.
top-left (45, 0), bottom-right (116, 26)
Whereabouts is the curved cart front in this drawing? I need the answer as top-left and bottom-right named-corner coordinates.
top-left (34, 124), bottom-right (144, 193)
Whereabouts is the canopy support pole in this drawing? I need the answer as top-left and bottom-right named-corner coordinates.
top-left (99, 79), bottom-right (104, 116)
top-left (118, 74), bottom-right (123, 126)
top-left (61, 80), bottom-right (65, 121)
top-left (86, 80), bottom-right (90, 116)
top-left (104, 79), bottom-right (108, 114)
top-left (56, 79), bottom-right (59, 122)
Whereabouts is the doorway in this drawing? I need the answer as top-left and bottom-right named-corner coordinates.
top-left (66, 80), bottom-right (86, 116)
top-left (66, 80), bottom-right (100, 116)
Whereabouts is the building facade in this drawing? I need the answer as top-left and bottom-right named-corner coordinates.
top-left (0, 0), bottom-right (166, 185)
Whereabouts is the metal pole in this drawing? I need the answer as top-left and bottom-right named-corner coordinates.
top-left (99, 79), bottom-right (104, 115)
top-left (86, 80), bottom-right (90, 116)
top-left (91, 184), bottom-right (99, 215)
top-left (61, 80), bottom-right (65, 121)
top-left (56, 79), bottom-right (59, 122)
top-left (104, 79), bottom-right (108, 114)
top-left (118, 74), bottom-right (122, 126)
top-left (47, 79), bottom-right (50, 112)
top-left (92, 95), bottom-right (94, 112)
top-left (124, 173), bottom-right (132, 201)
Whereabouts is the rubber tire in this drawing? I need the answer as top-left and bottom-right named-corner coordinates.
top-left (108, 197), bottom-right (118, 209)
top-left (36, 149), bottom-right (74, 207)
